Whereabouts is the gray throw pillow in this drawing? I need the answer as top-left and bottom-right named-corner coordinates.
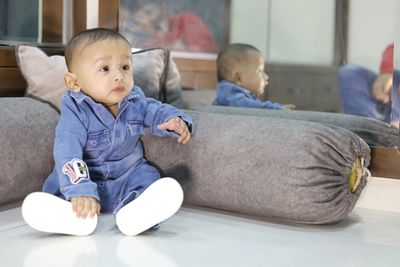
top-left (132, 48), bottom-right (183, 108)
top-left (197, 106), bottom-right (398, 148)
top-left (142, 110), bottom-right (370, 224)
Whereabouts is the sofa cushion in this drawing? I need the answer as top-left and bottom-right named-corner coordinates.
top-left (142, 110), bottom-right (371, 224)
top-left (16, 45), bottom-right (183, 111)
top-left (197, 106), bottom-right (399, 148)
top-left (0, 97), bottom-right (59, 205)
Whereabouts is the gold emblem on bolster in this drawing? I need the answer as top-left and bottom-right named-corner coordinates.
top-left (348, 157), bottom-right (365, 193)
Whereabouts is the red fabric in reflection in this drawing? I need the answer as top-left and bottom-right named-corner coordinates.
top-left (380, 44), bottom-right (394, 74)
top-left (143, 12), bottom-right (219, 53)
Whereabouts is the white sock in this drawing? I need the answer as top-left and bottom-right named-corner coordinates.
top-left (21, 192), bottom-right (97, 236)
top-left (115, 177), bottom-right (184, 236)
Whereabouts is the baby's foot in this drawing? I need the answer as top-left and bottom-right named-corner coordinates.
top-left (22, 192), bottom-right (97, 236)
top-left (116, 177), bottom-right (184, 236)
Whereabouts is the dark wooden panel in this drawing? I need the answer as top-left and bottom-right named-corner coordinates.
top-left (0, 47), bottom-right (18, 67)
top-left (370, 147), bottom-right (400, 179)
top-left (42, 0), bottom-right (63, 43)
top-left (98, 0), bottom-right (119, 30)
top-left (73, 0), bottom-right (87, 35)
top-left (41, 47), bottom-right (65, 56)
top-left (0, 68), bottom-right (26, 96)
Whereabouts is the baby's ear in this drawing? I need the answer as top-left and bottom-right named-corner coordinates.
top-left (232, 71), bottom-right (241, 85)
top-left (64, 72), bottom-right (81, 92)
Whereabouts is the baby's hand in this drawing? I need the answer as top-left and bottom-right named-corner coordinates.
top-left (283, 104), bottom-right (296, 110)
top-left (157, 117), bottom-right (191, 144)
top-left (71, 196), bottom-right (100, 219)
top-left (372, 73), bottom-right (392, 104)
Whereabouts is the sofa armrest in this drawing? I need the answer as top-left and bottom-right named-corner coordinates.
top-left (0, 97), bottom-right (59, 205)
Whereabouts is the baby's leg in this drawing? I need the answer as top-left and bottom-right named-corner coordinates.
top-left (115, 177), bottom-right (183, 236)
top-left (22, 192), bottom-right (97, 236)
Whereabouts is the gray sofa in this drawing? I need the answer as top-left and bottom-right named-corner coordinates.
top-left (1, 95), bottom-right (374, 224)
top-left (0, 97), bottom-right (58, 205)
top-left (1, 45), bottom-right (397, 224)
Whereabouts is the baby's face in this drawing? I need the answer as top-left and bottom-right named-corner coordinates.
top-left (69, 39), bottom-right (133, 106)
top-left (237, 51), bottom-right (268, 96)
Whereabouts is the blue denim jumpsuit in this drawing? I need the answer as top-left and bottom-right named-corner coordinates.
top-left (43, 86), bottom-right (193, 214)
top-left (213, 80), bottom-right (284, 109)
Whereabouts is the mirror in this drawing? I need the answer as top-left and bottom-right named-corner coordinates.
top-left (119, 0), bottom-right (398, 129)
top-left (229, 0), bottom-right (397, 124)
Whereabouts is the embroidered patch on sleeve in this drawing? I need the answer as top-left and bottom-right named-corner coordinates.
top-left (62, 158), bottom-right (89, 184)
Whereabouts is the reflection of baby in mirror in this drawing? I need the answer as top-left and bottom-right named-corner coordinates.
top-left (372, 44), bottom-right (393, 104)
top-left (127, 3), bottom-right (219, 53)
top-left (339, 44), bottom-right (399, 127)
top-left (213, 43), bottom-right (295, 110)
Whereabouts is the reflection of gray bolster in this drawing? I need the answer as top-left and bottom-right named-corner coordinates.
top-left (142, 110), bottom-right (370, 224)
top-left (197, 106), bottom-right (398, 148)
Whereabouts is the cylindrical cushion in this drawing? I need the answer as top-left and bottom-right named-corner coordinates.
top-left (0, 97), bottom-right (59, 205)
top-left (142, 110), bottom-right (370, 224)
top-left (197, 106), bottom-right (398, 148)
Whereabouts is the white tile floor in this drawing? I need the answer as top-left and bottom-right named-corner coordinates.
top-left (1, 177), bottom-right (400, 267)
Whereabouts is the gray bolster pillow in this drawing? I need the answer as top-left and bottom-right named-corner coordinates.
top-left (0, 98), bottom-right (58, 205)
top-left (197, 106), bottom-right (398, 148)
top-left (142, 110), bottom-right (370, 224)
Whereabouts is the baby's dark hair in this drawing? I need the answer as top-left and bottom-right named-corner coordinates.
top-left (64, 28), bottom-right (131, 71)
top-left (217, 43), bottom-right (261, 82)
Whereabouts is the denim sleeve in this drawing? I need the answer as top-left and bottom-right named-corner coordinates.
top-left (391, 70), bottom-right (400, 122)
top-left (227, 93), bottom-right (284, 110)
top-left (54, 99), bottom-right (99, 201)
top-left (142, 97), bottom-right (194, 137)
top-left (259, 100), bottom-right (284, 110)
